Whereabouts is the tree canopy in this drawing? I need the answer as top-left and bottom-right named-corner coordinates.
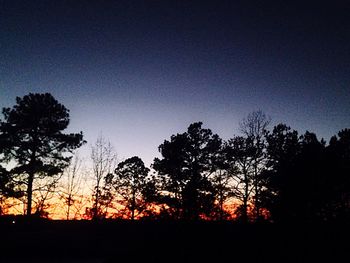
top-left (113, 156), bottom-right (153, 220)
top-left (153, 122), bottom-right (222, 220)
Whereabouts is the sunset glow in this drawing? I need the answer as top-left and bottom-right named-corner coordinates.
top-left (0, 1), bottom-right (349, 262)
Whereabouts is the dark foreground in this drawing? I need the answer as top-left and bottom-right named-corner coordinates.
top-left (0, 218), bottom-right (348, 263)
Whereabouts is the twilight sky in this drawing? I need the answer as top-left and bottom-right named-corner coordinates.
top-left (1, 0), bottom-right (350, 166)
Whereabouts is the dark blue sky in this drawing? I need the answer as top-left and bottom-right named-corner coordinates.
top-left (1, 0), bottom-right (350, 165)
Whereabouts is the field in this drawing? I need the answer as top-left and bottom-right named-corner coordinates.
top-left (0, 218), bottom-right (348, 263)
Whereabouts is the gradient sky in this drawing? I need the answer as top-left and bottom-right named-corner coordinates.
top-left (1, 0), bottom-right (350, 166)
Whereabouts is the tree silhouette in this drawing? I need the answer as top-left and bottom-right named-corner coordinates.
top-left (208, 146), bottom-right (235, 220)
top-left (324, 129), bottom-right (350, 221)
top-left (0, 93), bottom-right (85, 216)
top-left (32, 173), bottom-right (60, 218)
top-left (260, 124), bottom-right (334, 222)
top-left (291, 131), bottom-right (326, 222)
top-left (1, 92), bottom-right (348, 224)
top-left (0, 166), bottom-right (23, 215)
top-left (239, 110), bottom-right (270, 221)
top-left (113, 156), bottom-right (153, 220)
top-left (89, 135), bottom-right (117, 219)
top-left (153, 122), bottom-right (222, 220)
top-left (260, 124), bottom-right (300, 222)
top-left (59, 153), bottom-right (87, 220)
top-left (225, 135), bottom-right (256, 222)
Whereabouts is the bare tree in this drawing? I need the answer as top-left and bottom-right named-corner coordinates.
top-left (32, 174), bottom-right (61, 218)
top-left (58, 153), bottom-right (87, 219)
top-left (226, 136), bottom-right (255, 222)
top-left (89, 135), bottom-right (117, 219)
top-left (240, 110), bottom-right (270, 221)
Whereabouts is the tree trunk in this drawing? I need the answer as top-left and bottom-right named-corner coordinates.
top-left (27, 173), bottom-right (34, 216)
top-left (219, 196), bottom-right (224, 221)
top-left (94, 190), bottom-right (99, 219)
top-left (131, 207), bottom-right (135, 221)
top-left (67, 194), bottom-right (72, 220)
top-left (242, 164), bottom-right (249, 223)
top-left (131, 188), bottom-right (136, 220)
top-left (254, 179), bottom-right (260, 220)
top-left (218, 172), bottom-right (224, 220)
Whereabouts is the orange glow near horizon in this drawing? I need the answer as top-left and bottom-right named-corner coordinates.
top-left (2, 195), bottom-right (267, 221)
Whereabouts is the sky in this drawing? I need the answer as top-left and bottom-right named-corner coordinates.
top-left (1, 0), bottom-right (350, 166)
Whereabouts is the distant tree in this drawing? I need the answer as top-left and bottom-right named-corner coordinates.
top-left (0, 166), bottom-right (22, 215)
top-left (89, 135), bottom-right (117, 219)
top-left (260, 124), bottom-right (333, 222)
top-left (0, 167), bottom-right (18, 197)
top-left (208, 145), bottom-right (235, 220)
top-left (261, 125), bottom-right (350, 223)
top-left (113, 156), bottom-right (153, 220)
top-left (239, 110), bottom-right (270, 221)
top-left (32, 173), bottom-right (61, 218)
top-left (324, 128), bottom-right (350, 220)
top-left (225, 136), bottom-right (255, 222)
top-left (0, 93), bottom-right (85, 216)
top-left (153, 122), bottom-right (222, 220)
top-left (293, 131), bottom-right (326, 222)
top-left (93, 172), bottom-right (116, 219)
top-left (260, 124), bottom-right (300, 222)
top-left (59, 153), bottom-right (86, 220)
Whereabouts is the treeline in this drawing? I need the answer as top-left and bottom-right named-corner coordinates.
top-left (0, 93), bottom-right (349, 223)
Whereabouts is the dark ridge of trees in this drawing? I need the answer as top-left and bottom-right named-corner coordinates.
top-left (0, 93), bottom-right (350, 224)
top-left (0, 94), bottom-right (349, 263)
top-left (151, 121), bottom-right (350, 223)
top-left (261, 126), bottom-right (350, 223)
top-left (327, 129), bottom-right (350, 219)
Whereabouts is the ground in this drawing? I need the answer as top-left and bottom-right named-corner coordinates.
top-left (0, 219), bottom-right (348, 262)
